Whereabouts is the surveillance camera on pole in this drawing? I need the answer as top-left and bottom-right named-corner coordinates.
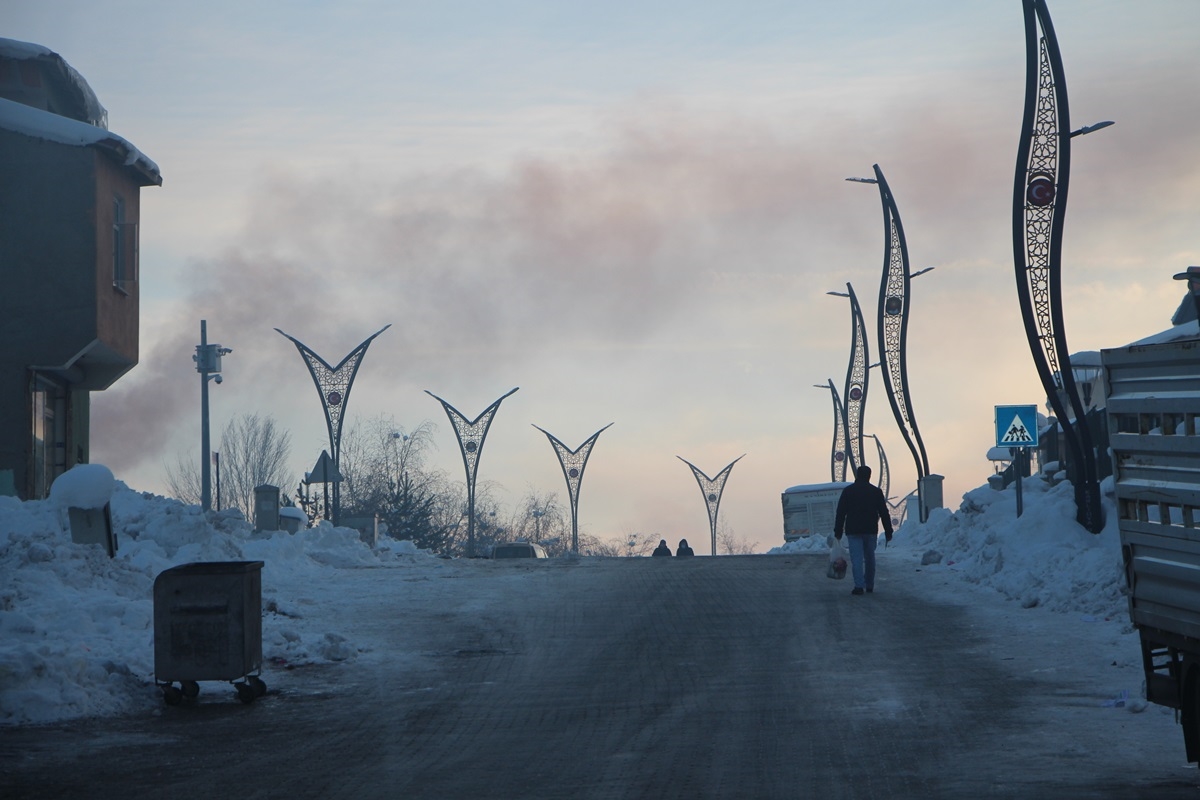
top-left (194, 321), bottom-right (230, 512)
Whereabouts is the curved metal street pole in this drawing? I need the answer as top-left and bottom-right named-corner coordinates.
top-left (827, 285), bottom-right (868, 475)
top-left (1012, 0), bottom-right (1110, 532)
top-left (814, 381), bottom-right (849, 482)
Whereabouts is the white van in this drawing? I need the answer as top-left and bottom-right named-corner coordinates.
top-left (781, 482), bottom-right (850, 542)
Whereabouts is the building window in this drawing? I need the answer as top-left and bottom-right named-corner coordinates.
top-left (112, 196), bottom-right (137, 292)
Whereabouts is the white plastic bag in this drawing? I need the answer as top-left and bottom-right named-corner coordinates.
top-left (827, 537), bottom-right (848, 580)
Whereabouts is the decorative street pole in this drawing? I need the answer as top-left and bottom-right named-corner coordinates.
top-left (532, 422), bottom-right (613, 553)
top-left (814, 380), bottom-right (849, 482)
top-left (849, 171), bottom-right (929, 472)
top-left (193, 320), bottom-right (231, 512)
top-left (427, 388), bottom-right (519, 558)
top-left (1012, 0), bottom-right (1112, 533)
top-left (848, 166), bottom-right (936, 519)
top-left (867, 433), bottom-right (890, 502)
top-left (678, 455), bottom-right (744, 556)
top-left (827, 285), bottom-right (868, 475)
top-left (276, 325), bottom-right (390, 525)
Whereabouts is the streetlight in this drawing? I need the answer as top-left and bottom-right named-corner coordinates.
top-left (193, 320), bottom-right (232, 512)
top-left (847, 164), bottom-right (936, 520)
top-left (1012, 0), bottom-right (1112, 534)
top-left (1069, 120), bottom-right (1114, 138)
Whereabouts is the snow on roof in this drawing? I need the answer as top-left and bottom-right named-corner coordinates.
top-left (0, 37), bottom-right (107, 129)
top-left (0, 97), bottom-right (160, 185)
top-left (783, 481), bottom-right (851, 494)
top-left (1129, 322), bottom-right (1200, 347)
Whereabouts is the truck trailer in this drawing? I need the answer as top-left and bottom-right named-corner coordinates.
top-left (1103, 335), bottom-right (1200, 760)
top-left (781, 482), bottom-right (850, 542)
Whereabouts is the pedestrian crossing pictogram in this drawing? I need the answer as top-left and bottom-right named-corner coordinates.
top-left (1001, 416), bottom-right (1031, 443)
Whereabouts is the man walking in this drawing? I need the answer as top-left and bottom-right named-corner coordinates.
top-left (833, 465), bottom-right (894, 595)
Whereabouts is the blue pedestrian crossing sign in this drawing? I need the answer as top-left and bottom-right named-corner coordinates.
top-left (995, 405), bottom-right (1039, 448)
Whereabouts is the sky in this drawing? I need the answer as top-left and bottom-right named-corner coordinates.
top-left (0, 462), bottom-right (1185, 790)
top-left (6, 1), bottom-right (1200, 552)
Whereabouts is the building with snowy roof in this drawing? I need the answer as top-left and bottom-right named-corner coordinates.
top-left (0, 37), bottom-right (161, 500)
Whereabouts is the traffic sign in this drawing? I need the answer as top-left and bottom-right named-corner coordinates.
top-left (995, 405), bottom-right (1039, 448)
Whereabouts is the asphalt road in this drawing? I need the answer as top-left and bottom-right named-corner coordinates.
top-left (2, 553), bottom-right (1198, 799)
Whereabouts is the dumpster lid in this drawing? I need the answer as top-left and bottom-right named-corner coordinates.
top-left (157, 560), bottom-right (264, 577)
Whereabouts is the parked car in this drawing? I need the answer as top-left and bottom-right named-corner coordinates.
top-left (491, 542), bottom-right (548, 559)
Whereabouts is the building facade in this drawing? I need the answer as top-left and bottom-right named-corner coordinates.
top-left (0, 38), bottom-right (160, 499)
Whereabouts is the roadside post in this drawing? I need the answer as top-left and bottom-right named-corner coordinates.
top-left (995, 405), bottom-right (1039, 518)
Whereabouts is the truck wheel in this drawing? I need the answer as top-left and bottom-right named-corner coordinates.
top-left (1185, 667), bottom-right (1200, 763)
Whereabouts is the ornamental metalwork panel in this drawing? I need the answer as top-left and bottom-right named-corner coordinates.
top-left (869, 165), bottom-right (930, 480)
top-left (533, 422), bottom-right (613, 553)
top-left (427, 388), bottom-right (519, 557)
top-left (1011, 0), bottom-right (1103, 532)
top-left (276, 325), bottom-right (390, 523)
top-left (678, 455), bottom-right (744, 557)
top-left (818, 380), bottom-right (849, 482)
top-left (868, 433), bottom-right (890, 503)
top-left (841, 283), bottom-right (868, 475)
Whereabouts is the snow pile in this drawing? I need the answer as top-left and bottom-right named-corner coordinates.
top-left (0, 481), bottom-right (437, 725)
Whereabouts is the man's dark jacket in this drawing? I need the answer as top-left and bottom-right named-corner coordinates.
top-left (833, 477), bottom-right (894, 538)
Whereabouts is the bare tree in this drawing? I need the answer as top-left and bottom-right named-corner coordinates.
top-left (221, 414), bottom-right (293, 518)
top-left (502, 489), bottom-right (569, 554)
top-left (578, 533), bottom-right (623, 557)
top-left (165, 413), bottom-right (293, 517)
top-left (716, 517), bottom-right (758, 555)
top-left (614, 528), bottom-right (659, 558)
top-left (165, 452), bottom-right (201, 505)
top-left (336, 416), bottom-right (468, 552)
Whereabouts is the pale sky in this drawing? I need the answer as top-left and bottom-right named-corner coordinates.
top-left (8, 0), bottom-right (1200, 551)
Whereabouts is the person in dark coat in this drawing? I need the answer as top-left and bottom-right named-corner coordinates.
top-left (833, 465), bottom-right (894, 595)
top-left (652, 539), bottom-right (672, 557)
top-left (676, 539), bottom-right (695, 557)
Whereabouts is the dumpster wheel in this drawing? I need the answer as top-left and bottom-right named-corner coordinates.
top-left (235, 682), bottom-right (257, 704)
top-left (161, 684), bottom-right (183, 706)
top-left (181, 680), bottom-right (200, 699)
top-left (248, 675), bottom-right (267, 697)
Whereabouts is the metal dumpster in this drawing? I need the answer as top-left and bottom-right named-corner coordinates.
top-left (153, 560), bottom-right (267, 705)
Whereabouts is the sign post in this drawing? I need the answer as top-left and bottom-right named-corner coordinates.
top-left (995, 405), bottom-right (1039, 518)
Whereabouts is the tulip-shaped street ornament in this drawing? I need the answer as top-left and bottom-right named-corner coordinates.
top-left (678, 455), bottom-right (744, 556)
top-left (533, 422), bottom-right (612, 553)
top-left (276, 325), bottom-right (391, 524)
top-left (427, 388), bottom-right (519, 557)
